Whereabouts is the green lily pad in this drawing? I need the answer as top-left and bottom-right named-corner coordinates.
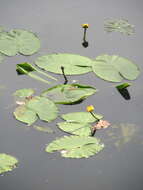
top-left (61, 112), bottom-right (103, 123)
top-left (14, 94), bottom-right (59, 125)
top-left (116, 83), bottom-right (131, 90)
top-left (0, 29), bottom-right (40, 56)
top-left (58, 122), bottom-right (92, 136)
top-left (14, 88), bottom-right (35, 98)
top-left (41, 84), bottom-right (96, 104)
top-left (0, 154), bottom-right (18, 174)
top-left (13, 105), bottom-right (38, 125)
top-left (35, 53), bottom-right (93, 75)
top-left (0, 32), bottom-right (17, 56)
top-left (92, 55), bottom-right (140, 82)
top-left (26, 96), bottom-right (58, 122)
top-left (9, 29), bottom-right (40, 55)
top-left (46, 135), bottom-right (104, 158)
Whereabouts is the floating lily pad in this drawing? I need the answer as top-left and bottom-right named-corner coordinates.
top-left (41, 84), bottom-right (96, 104)
top-left (26, 96), bottom-right (58, 122)
top-left (35, 53), bottom-right (93, 75)
top-left (14, 105), bottom-right (38, 125)
top-left (46, 136), bottom-right (104, 158)
top-left (0, 154), bottom-right (18, 174)
top-left (0, 29), bottom-right (40, 56)
top-left (14, 88), bottom-right (35, 98)
top-left (33, 125), bottom-right (54, 133)
top-left (9, 29), bottom-right (40, 55)
top-left (104, 19), bottom-right (135, 35)
top-left (92, 55), bottom-right (140, 82)
top-left (58, 122), bottom-right (92, 136)
top-left (14, 95), bottom-right (59, 125)
top-left (61, 112), bottom-right (103, 123)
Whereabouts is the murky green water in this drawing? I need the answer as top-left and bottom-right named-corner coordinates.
top-left (0, 0), bottom-right (143, 189)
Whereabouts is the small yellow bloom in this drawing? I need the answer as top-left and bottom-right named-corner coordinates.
top-left (82, 24), bottom-right (89, 28)
top-left (86, 105), bottom-right (94, 112)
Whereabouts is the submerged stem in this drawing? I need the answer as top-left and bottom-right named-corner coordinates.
top-left (61, 66), bottom-right (68, 85)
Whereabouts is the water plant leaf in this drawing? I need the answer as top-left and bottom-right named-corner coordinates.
top-left (33, 125), bottom-right (54, 133)
top-left (41, 84), bottom-right (96, 104)
top-left (92, 55), bottom-right (140, 82)
top-left (0, 32), bottom-right (18, 56)
top-left (16, 63), bottom-right (51, 84)
top-left (104, 19), bottom-right (135, 35)
top-left (116, 83), bottom-right (131, 90)
top-left (58, 122), bottom-right (92, 136)
top-left (0, 153), bottom-right (18, 174)
top-left (61, 112), bottom-right (103, 123)
top-left (35, 53), bottom-right (93, 75)
top-left (61, 143), bottom-right (104, 158)
top-left (116, 83), bottom-right (131, 100)
top-left (26, 96), bottom-right (58, 122)
top-left (9, 29), bottom-right (40, 55)
top-left (14, 105), bottom-right (38, 125)
top-left (0, 29), bottom-right (40, 56)
top-left (46, 135), bottom-right (104, 158)
top-left (14, 88), bottom-right (35, 98)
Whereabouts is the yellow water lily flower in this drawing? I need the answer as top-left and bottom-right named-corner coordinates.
top-left (82, 24), bottom-right (89, 28)
top-left (86, 105), bottom-right (94, 112)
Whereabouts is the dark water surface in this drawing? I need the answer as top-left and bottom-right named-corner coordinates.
top-left (0, 0), bottom-right (143, 189)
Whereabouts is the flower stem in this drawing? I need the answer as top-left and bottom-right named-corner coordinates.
top-left (90, 111), bottom-right (100, 122)
top-left (61, 66), bottom-right (68, 85)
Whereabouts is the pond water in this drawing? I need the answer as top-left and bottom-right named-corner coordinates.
top-left (0, 0), bottom-right (143, 189)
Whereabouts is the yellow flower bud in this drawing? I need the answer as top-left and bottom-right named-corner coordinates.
top-left (82, 24), bottom-right (89, 28)
top-left (86, 105), bottom-right (94, 112)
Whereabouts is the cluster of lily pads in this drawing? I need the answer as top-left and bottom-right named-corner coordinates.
top-left (0, 20), bottom-right (141, 174)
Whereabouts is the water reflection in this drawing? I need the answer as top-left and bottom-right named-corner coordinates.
top-left (106, 123), bottom-right (141, 149)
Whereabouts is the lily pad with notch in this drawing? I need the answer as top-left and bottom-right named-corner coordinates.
top-left (0, 29), bottom-right (40, 56)
top-left (14, 94), bottom-right (59, 125)
top-left (45, 135), bottom-right (104, 158)
top-left (61, 112), bottom-right (103, 123)
top-left (41, 84), bottom-right (96, 104)
top-left (35, 53), bottom-right (93, 75)
top-left (92, 55), bottom-right (140, 82)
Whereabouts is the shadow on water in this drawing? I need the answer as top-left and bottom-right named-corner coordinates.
top-left (117, 88), bottom-right (131, 100)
